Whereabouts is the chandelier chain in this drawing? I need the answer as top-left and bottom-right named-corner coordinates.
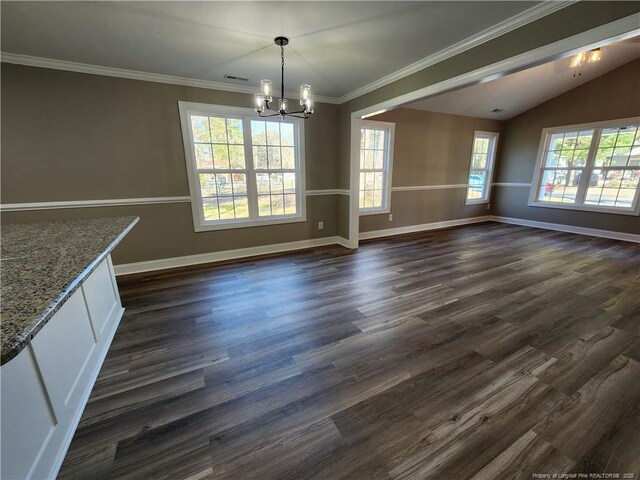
top-left (281, 45), bottom-right (285, 103)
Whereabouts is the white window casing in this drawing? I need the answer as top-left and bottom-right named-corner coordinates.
top-left (466, 131), bottom-right (499, 205)
top-left (359, 120), bottom-right (395, 215)
top-left (178, 102), bottom-right (306, 231)
top-left (528, 117), bottom-right (640, 216)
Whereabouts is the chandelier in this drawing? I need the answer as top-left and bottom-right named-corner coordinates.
top-left (254, 37), bottom-right (314, 119)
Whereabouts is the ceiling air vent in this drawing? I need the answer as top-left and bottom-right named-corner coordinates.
top-left (224, 74), bottom-right (249, 82)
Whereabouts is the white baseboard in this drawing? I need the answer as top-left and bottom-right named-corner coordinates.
top-left (114, 236), bottom-right (350, 276)
top-left (359, 216), bottom-right (491, 240)
top-left (490, 216), bottom-right (640, 243)
top-left (335, 236), bottom-right (352, 249)
top-left (113, 215), bottom-right (638, 276)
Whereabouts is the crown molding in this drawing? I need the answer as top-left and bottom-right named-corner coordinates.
top-left (337, 1), bottom-right (576, 104)
top-left (0, 52), bottom-right (340, 105)
top-left (1, 2), bottom-right (573, 107)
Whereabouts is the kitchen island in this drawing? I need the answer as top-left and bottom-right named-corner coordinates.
top-left (1, 216), bottom-right (138, 480)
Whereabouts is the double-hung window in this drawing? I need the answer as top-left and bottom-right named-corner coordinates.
top-left (466, 131), bottom-right (498, 204)
top-left (359, 121), bottom-right (395, 214)
top-left (179, 102), bottom-right (306, 231)
top-left (529, 118), bottom-right (640, 215)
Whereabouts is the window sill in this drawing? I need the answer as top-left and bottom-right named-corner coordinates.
top-left (194, 214), bottom-right (307, 232)
top-left (528, 201), bottom-right (640, 216)
top-left (465, 199), bottom-right (489, 206)
top-left (359, 208), bottom-right (390, 216)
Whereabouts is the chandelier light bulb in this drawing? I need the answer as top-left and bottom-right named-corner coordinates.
top-left (254, 94), bottom-right (265, 113)
top-left (279, 98), bottom-right (288, 113)
top-left (261, 79), bottom-right (273, 102)
top-left (300, 85), bottom-right (312, 106)
top-left (304, 98), bottom-right (314, 114)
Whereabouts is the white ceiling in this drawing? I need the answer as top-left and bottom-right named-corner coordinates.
top-left (404, 38), bottom-right (640, 120)
top-left (0, 1), bottom-right (546, 99)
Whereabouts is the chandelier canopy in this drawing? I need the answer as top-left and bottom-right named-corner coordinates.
top-left (254, 37), bottom-right (314, 119)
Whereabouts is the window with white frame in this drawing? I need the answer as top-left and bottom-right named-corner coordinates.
top-left (359, 121), bottom-right (395, 214)
top-left (466, 131), bottom-right (498, 204)
top-left (178, 102), bottom-right (305, 231)
top-left (529, 118), bottom-right (640, 215)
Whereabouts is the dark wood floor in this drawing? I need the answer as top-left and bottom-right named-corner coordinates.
top-left (59, 223), bottom-right (640, 480)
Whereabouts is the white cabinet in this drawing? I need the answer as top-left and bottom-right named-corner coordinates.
top-left (0, 347), bottom-right (57, 480)
top-left (0, 254), bottom-right (124, 480)
top-left (82, 257), bottom-right (119, 339)
top-left (32, 291), bottom-right (96, 415)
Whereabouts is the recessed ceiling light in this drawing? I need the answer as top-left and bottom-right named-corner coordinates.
top-left (570, 48), bottom-right (602, 68)
top-left (587, 48), bottom-right (602, 63)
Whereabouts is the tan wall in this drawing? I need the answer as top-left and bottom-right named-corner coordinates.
top-left (2, 1), bottom-right (638, 260)
top-left (1, 64), bottom-right (340, 201)
top-left (493, 59), bottom-right (640, 234)
top-left (1, 63), bottom-right (342, 263)
top-left (337, 195), bottom-right (350, 239)
top-left (337, 1), bottom-right (640, 239)
top-left (360, 108), bottom-right (502, 232)
top-left (1, 197), bottom-right (337, 265)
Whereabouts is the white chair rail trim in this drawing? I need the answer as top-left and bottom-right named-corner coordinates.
top-left (1, 190), bottom-right (352, 211)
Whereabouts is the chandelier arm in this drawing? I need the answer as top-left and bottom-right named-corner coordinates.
top-left (263, 100), bottom-right (280, 114)
top-left (258, 111), bottom-right (282, 118)
top-left (286, 108), bottom-right (308, 115)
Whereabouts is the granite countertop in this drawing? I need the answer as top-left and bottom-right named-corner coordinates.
top-left (1, 216), bottom-right (138, 365)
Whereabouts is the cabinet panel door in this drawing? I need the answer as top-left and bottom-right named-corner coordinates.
top-left (31, 289), bottom-right (96, 413)
top-left (1, 347), bottom-right (57, 480)
top-left (83, 259), bottom-right (119, 338)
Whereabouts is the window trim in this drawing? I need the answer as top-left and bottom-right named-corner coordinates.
top-left (528, 117), bottom-right (640, 216)
top-left (465, 131), bottom-right (499, 206)
top-left (359, 120), bottom-right (395, 216)
top-left (178, 101), bottom-right (306, 232)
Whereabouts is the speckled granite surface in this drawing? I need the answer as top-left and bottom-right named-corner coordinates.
top-left (1, 216), bottom-right (138, 365)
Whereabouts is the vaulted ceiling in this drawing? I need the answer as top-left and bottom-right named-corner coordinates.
top-left (405, 37), bottom-right (640, 120)
top-left (1, 1), bottom-right (559, 101)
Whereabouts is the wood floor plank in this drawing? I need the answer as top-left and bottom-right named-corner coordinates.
top-left (469, 430), bottom-right (575, 480)
top-left (79, 370), bottom-right (206, 429)
top-left (533, 326), bottom-right (633, 395)
top-left (210, 417), bottom-right (343, 479)
top-left (534, 355), bottom-right (640, 461)
top-left (58, 224), bottom-right (640, 479)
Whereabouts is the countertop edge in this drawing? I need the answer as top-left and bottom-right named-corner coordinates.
top-left (1, 217), bottom-right (139, 365)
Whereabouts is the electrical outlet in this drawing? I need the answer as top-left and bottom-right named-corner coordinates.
top-left (486, 204), bottom-right (491, 210)
top-left (389, 214), bottom-right (393, 221)
top-left (318, 221), bottom-right (324, 230)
